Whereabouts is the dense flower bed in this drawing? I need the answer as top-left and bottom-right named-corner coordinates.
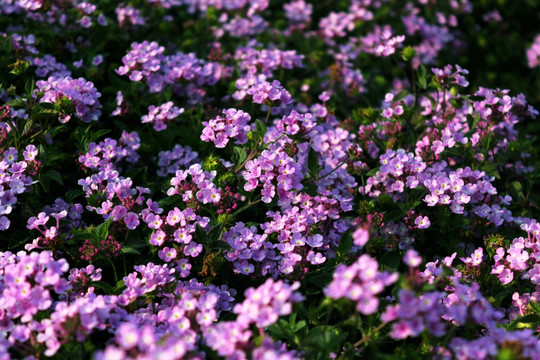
top-left (1, 0), bottom-right (540, 359)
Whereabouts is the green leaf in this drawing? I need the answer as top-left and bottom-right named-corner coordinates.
top-left (159, 194), bottom-right (182, 207)
top-left (21, 119), bottom-right (34, 136)
top-left (482, 133), bottom-right (492, 152)
top-left (94, 218), bottom-right (113, 242)
top-left (337, 230), bottom-right (353, 256)
top-left (65, 188), bottom-right (85, 203)
top-left (481, 162), bottom-right (500, 180)
top-left (37, 144), bottom-right (46, 164)
top-left (401, 46), bottom-right (416, 61)
top-left (302, 326), bottom-right (347, 359)
top-left (307, 147), bottom-right (321, 178)
top-left (6, 98), bottom-right (26, 108)
top-left (417, 64), bottom-right (427, 89)
top-left (492, 289), bottom-right (512, 307)
top-left (46, 170), bottom-right (64, 186)
top-left (91, 280), bottom-right (114, 293)
top-left (24, 78), bottom-right (35, 94)
top-left (121, 246), bottom-right (141, 255)
top-left (233, 146), bottom-right (247, 166)
top-left (366, 167), bottom-right (380, 177)
top-left (113, 279), bottom-right (125, 293)
top-left (529, 301), bottom-right (540, 314)
top-left (9, 59), bottom-right (29, 75)
top-left (208, 223), bottom-right (224, 242)
top-left (195, 224), bottom-right (208, 243)
top-left (497, 348), bottom-right (517, 360)
top-left (509, 181), bottom-right (524, 203)
top-left (303, 182), bottom-right (318, 197)
top-left (255, 119), bottom-right (267, 137)
top-left (380, 250), bottom-right (401, 271)
top-left (39, 172), bottom-right (51, 193)
top-left (88, 129), bottom-right (111, 144)
top-left (507, 314), bottom-right (540, 330)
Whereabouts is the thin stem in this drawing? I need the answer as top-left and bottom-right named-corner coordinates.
top-left (123, 254), bottom-right (127, 279)
top-left (267, 133), bottom-right (286, 145)
top-left (231, 196), bottom-right (262, 217)
top-left (235, 148), bottom-right (258, 173)
top-left (29, 129), bottom-right (44, 140)
top-left (408, 62), bottom-right (419, 139)
top-left (317, 158), bottom-right (349, 181)
top-left (235, 138), bottom-right (261, 174)
top-left (442, 88), bottom-right (447, 116)
top-left (351, 321), bottom-right (388, 349)
top-left (265, 106), bottom-right (272, 124)
top-left (107, 257), bottom-right (119, 284)
top-left (9, 119), bottom-right (21, 149)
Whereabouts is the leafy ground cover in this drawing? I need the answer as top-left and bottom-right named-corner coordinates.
top-left (1, 0), bottom-right (540, 359)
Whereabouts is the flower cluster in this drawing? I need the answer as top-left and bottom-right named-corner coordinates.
top-left (242, 144), bottom-right (304, 204)
top-left (446, 328), bottom-right (540, 360)
top-left (325, 254), bottom-right (398, 314)
top-left (141, 101), bottom-right (184, 131)
top-left (201, 108), bottom-right (253, 148)
top-left (360, 25), bottom-right (406, 57)
top-left (148, 206), bottom-right (210, 274)
top-left (116, 41), bottom-right (228, 95)
top-left (115, 41), bottom-right (165, 84)
top-left (432, 64), bottom-right (470, 87)
top-left (78, 170), bottom-right (157, 230)
top-left (0, 250), bottom-right (69, 322)
top-left (234, 278), bottom-right (303, 327)
top-left (363, 149), bottom-right (501, 216)
top-left (471, 87), bottom-right (538, 152)
top-left (116, 5), bottom-right (146, 28)
top-left (284, 0), bottom-right (312, 26)
top-left (235, 77), bottom-right (293, 105)
top-left (36, 76), bottom-right (102, 123)
top-left (78, 131), bottom-right (140, 171)
top-left (275, 110), bottom-right (316, 137)
top-left (204, 278), bottom-right (301, 359)
top-left (402, 6), bottom-right (457, 67)
top-left (27, 208), bottom-right (70, 251)
top-left (0, 145), bottom-right (40, 231)
top-left (167, 164), bottom-right (222, 207)
top-left (491, 224), bottom-right (540, 285)
top-left (156, 144), bottom-right (199, 177)
top-left (67, 264), bottom-right (102, 300)
top-left (527, 34), bottom-right (540, 68)
top-left (382, 279), bottom-right (508, 341)
top-left (2, 0), bottom-right (540, 358)
top-left (319, 11), bottom-right (356, 44)
top-left (235, 45), bottom-right (304, 76)
top-left (32, 55), bottom-right (71, 78)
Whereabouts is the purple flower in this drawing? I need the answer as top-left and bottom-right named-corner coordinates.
top-left (36, 76), bottom-right (102, 123)
top-left (124, 212), bottom-right (139, 230)
top-left (0, 216), bottom-right (10, 230)
top-left (116, 323), bottom-right (140, 349)
top-left (403, 249), bottom-right (422, 268)
top-left (184, 242), bottom-right (203, 257)
top-left (234, 278), bottom-right (303, 328)
top-left (414, 215), bottom-right (430, 229)
top-left (527, 34), bottom-right (540, 68)
top-left (201, 108), bottom-right (252, 148)
top-left (159, 247), bottom-right (177, 262)
top-left (352, 227), bottom-right (370, 247)
top-left (142, 102), bottom-right (184, 131)
top-left (325, 254), bottom-right (398, 315)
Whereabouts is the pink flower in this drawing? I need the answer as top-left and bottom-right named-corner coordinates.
top-left (414, 215), bottom-right (430, 229)
top-left (352, 227), bottom-right (369, 247)
top-left (403, 249), bottom-right (422, 268)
